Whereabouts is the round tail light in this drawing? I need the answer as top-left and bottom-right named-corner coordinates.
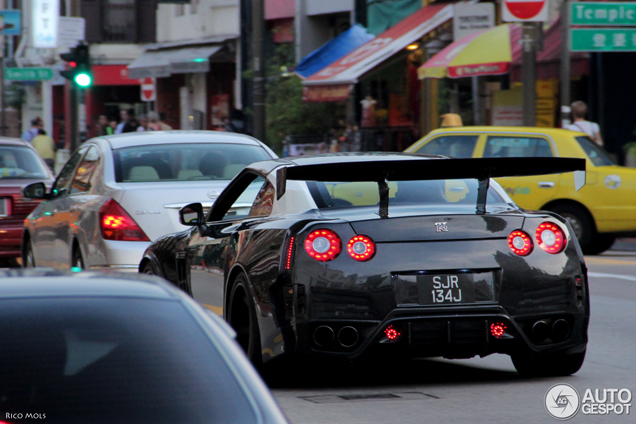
top-left (305, 229), bottom-right (341, 262)
top-left (508, 230), bottom-right (533, 256)
top-left (347, 235), bottom-right (376, 261)
top-left (535, 222), bottom-right (567, 254)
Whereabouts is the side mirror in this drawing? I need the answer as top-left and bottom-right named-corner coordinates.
top-left (22, 182), bottom-right (47, 199)
top-left (179, 203), bottom-right (204, 226)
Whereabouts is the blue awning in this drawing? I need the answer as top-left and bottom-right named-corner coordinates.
top-left (295, 24), bottom-right (375, 79)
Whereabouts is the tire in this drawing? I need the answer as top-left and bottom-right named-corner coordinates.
top-left (548, 204), bottom-right (595, 254)
top-left (72, 247), bottom-right (85, 270)
top-left (23, 239), bottom-right (36, 268)
top-left (586, 234), bottom-right (616, 256)
top-left (142, 261), bottom-right (155, 275)
top-left (512, 350), bottom-right (586, 377)
top-left (227, 274), bottom-right (262, 366)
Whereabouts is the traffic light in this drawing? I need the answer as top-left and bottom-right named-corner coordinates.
top-left (60, 44), bottom-right (92, 88)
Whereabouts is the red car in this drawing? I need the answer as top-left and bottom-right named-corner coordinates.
top-left (0, 138), bottom-right (54, 263)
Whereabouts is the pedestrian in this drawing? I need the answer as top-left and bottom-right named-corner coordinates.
top-left (99, 115), bottom-right (114, 136)
top-left (158, 112), bottom-right (173, 130)
top-left (137, 115), bottom-right (149, 131)
top-left (122, 109), bottom-right (139, 133)
top-left (115, 109), bottom-right (129, 134)
top-left (22, 118), bottom-right (43, 142)
top-left (147, 111), bottom-right (162, 131)
top-left (31, 129), bottom-right (57, 171)
top-left (566, 101), bottom-right (604, 147)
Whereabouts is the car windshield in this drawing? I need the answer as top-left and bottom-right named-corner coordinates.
top-left (0, 297), bottom-right (257, 423)
top-left (113, 143), bottom-right (271, 183)
top-left (575, 136), bottom-right (615, 166)
top-left (0, 145), bottom-right (50, 179)
top-left (306, 179), bottom-right (508, 209)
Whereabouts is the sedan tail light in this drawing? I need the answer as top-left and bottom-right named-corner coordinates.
top-left (347, 235), bottom-right (376, 261)
top-left (535, 222), bottom-right (567, 254)
top-left (304, 229), bottom-right (341, 262)
top-left (508, 230), bottom-right (533, 256)
top-left (99, 199), bottom-right (150, 242)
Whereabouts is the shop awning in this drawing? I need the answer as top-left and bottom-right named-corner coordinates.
top-left (295, 24), bottom-right (375, 79)
top-left (303, 2), bottom-right (453, 87)
top-left (419, 24), bottom-right (517, 79)
top-left (128, 45), bottom-right (223, 79)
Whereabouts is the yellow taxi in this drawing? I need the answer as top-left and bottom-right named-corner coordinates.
top-left (405, 126), bottom-right (636, 254)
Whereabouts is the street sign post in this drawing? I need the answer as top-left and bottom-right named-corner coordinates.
top-left (571, 28), bottom-right (636, 51)
top-left (503, 0), bottom-right (548, 23)
top-left (5, 67), bottom-right (54, 81)
top-left (571, 2), bottom-right (636, 26)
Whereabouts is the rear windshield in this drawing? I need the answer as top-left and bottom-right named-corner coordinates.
top-left (575, 136), bottom-right (615, 166)
top-left (414, 135), bottom-right (478, 158)
top-left (113, 143), bottom-right (271, 183)
top-left (0, 297), bottom-right (257, 423)
top-left (307, 179), bottom-right (508, 209)
top-left (0, 145), bottom-right (50, 179)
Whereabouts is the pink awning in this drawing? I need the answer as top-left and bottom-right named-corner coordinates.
top-left (265, 0), bottom-right (295, 20)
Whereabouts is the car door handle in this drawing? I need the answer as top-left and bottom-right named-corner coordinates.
top-left (538, 182), bottom-right (555, 188)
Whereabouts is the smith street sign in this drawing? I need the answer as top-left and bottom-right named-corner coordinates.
top-left (5, 68), bottom-right (54, 81)
top-left (571, 28), bottom-right (636, 52)
top-left (571, 2), bottom-right (636, 26)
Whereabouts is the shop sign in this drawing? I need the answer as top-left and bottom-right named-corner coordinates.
top-left (303, 84), bottom-right (352, 103)
top-left (502, 0), bottom-right (548, 23)
top-left (453, 3), bottom-right (495, 41)
top-left (5, 68), bottom-right (54, 81)
top-left (32, 0), bottom-right (60, 48)
top-left (571, 28), bottom-right (636, 51)
top-left (571, 2), bottom-right (636, 26)
top-left (492, 89), bottom-right (523, 126)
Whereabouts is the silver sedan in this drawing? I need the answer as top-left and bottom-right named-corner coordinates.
top-left (21, 131), bottom-right (277, 271)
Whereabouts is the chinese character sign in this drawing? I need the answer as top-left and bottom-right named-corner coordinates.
top-left (32, 0), bottom-right (60, 48)
top-left (571, 29), bottom-right (636, 52)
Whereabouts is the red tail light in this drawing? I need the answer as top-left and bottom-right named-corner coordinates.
top-left (384, 325), bottom-right (402, 342)
top-left (535, 222), bottom-right (566, 254)
top-left (286, 237), bottom-right (295, 270)
top-left (347, 235), bottom-right (376, 261)
top-left (508, 230), bottom-right (533, 256)
top-left (99, 199), bottom-right (150, 242)
top-left (490, 322), bottom-right (507, 339)
top-left (304, 229), bottom-right (341, 262)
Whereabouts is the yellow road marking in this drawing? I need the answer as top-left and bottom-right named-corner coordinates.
top-left (203, 304), bottom-right (223, 316)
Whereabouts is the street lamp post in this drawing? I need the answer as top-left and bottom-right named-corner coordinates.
top-left (560, 0), bottom-right (571, 127)
top-left (521, 23), bottom-right (537, 127)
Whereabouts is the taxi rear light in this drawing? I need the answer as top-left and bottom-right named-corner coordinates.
top-left (535, 222), bottom-right (566, 254)
top-left (508, 230), bottom-right (533, 256)
top-left (99, 199), bottom-right (150, 242)
top-left (305, 229), bottom-right (341, 262)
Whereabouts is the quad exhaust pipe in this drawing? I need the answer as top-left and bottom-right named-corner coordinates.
top-left (313, 325), bottom-right (360, 348)
top-left (530, 319), bottom-right (571, 343)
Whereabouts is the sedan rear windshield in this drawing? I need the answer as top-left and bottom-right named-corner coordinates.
top-left (0, 145), bottom-right (50, 179)
top-left (0, 297), bottom-right (257, 423)
top-left (307, 179), bottom-right (508, 209)
top-left (113, 143), bottom-right (271, 183)
top-left (575, 136), bottom-right (615, 166)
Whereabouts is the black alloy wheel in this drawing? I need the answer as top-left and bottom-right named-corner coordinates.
top-left (228, 274), bottom-right (262, 367)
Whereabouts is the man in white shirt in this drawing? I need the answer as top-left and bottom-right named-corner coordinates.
top-left (565, 101), bottom-right (604, 147)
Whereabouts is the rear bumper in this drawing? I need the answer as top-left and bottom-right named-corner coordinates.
top-left (91, 240), bottom-right (150, 270)
top-left (87, 264), bottom-right (139, 273)
top-left (290, 306), bottom-right (588, 360)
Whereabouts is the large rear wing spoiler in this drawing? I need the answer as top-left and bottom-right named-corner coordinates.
top-left (277, 157), bottom-right (586, 217)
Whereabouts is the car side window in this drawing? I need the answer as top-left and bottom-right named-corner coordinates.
top-left (52, 147), bottom-right (88, 198)
top-left (484, 136), bottom-right (553, 158)
top-left (70, 147), bottom-right (101, 194)
top-left (220, 176), bottom-right (267, 221)
top-left (414, 135), bottom-right (478, 158)
top-left (248, 180), bottom-right (275, 217)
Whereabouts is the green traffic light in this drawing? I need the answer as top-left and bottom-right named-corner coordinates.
top-left (75, 72), bottom-right (92, 87)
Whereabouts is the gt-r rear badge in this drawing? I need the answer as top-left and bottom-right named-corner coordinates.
top-left (435, 222), bottom-right (449, 232)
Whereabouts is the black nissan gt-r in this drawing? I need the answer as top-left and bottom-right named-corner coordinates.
top-left (140, 153), bottom-right (589, 376)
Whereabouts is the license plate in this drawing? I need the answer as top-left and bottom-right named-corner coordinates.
top-left (418, 274), bottom-right (477, 305)
top-left (0, 198), bottom-right (7, 217)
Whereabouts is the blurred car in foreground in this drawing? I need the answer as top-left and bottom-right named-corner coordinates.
top-left (21, 131), bottom-right (276, 271)
top-left (0, 269), bottom-right (287, 424)
top-left (142, 153), bottom-right (589, 376)
top-left (0, 138), bottom-right (54, 263)
top-left (406, 126), bottom-right (636, 254)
